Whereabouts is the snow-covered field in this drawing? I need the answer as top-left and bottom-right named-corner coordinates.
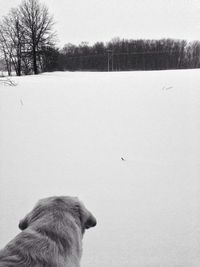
top-left (0, 70), bottom-right (200, 267)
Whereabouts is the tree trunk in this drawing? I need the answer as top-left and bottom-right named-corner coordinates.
top-left (17, 52), bottom-right (21, 76)
top-left (33, 47), bottom-right (38, 74)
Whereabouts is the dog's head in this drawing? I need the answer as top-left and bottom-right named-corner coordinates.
top-left (19, 196), bottom-right (97, 234)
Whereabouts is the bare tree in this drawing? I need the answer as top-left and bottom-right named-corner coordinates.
top-left (0, 8), bottom-right (26, 76)
top-left (20, 0), bottom-right (55, 74)
top-left (6, 9), bottom-right (24, 76)
top-left (0, 23), bottom-right (12, 76)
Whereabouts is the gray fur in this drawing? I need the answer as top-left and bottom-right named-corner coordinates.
top-left (0, 196), bottom-right (96, 267)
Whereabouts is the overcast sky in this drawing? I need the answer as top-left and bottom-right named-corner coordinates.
top-left (1, 0), bottom-right (200, 47)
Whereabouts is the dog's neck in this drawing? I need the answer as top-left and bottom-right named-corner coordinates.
top-left (27, 212), bottom-right (83, 262)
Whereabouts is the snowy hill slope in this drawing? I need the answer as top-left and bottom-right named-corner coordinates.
top-left (0, 70), bottom-right (200, 267)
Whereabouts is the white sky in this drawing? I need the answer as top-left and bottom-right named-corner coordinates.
top-left (1, 0), bottom-right (200, 47)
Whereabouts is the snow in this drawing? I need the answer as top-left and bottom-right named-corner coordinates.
top-left (0, 69), bottom-right (200, 267)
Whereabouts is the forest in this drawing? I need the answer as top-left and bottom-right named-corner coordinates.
top-left (0, 0), bottom-right (200, 76)
top-left (58, 38), bottom-right (200, 72)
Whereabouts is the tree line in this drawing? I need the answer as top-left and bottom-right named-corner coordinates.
top-left (0, 0), bottom-right (200, 75)
top-left (58, 38), bottom-right (200, 71)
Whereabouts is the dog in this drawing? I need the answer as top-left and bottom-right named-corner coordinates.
top-left (0, 196), bottom-right (97, 267)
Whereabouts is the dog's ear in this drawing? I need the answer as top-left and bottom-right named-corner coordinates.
top-left (76, 202), bottom-right (96, 231)
top-left (19, 215), bottom-right (29, 230)
top-left (85, 213), bottom-right (97, 229)
top-left (18, 200), bottom-right (43, 230)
